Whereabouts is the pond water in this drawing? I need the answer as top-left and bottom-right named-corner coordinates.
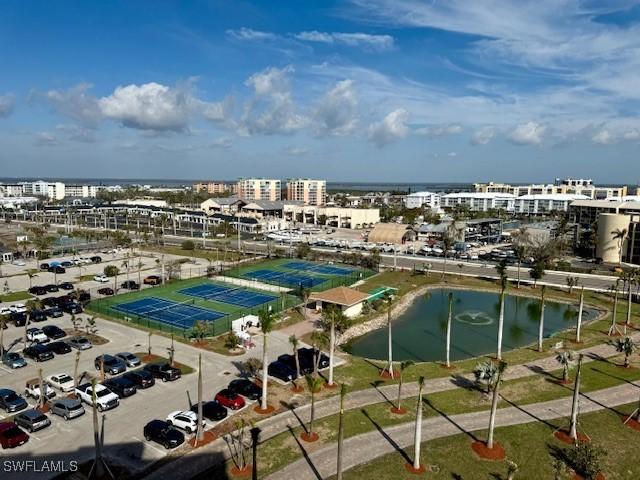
top-left (348, 289), bottom-right (599, 363)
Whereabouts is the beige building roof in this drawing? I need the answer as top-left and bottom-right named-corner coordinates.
top-left (309, 286), bottom-right (369, 307)
top-left (367, 223), bottom-right (415, 244)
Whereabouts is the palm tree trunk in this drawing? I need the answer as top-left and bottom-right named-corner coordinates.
top-left (538, 290), bottom-right (546, 352)
top-left (308, 389), bottom-right (315, 435)
top-left (396, 372), bottom-right (403, 411)
top-left (627, 284), bottom-right (633, 327)
top-left (91, 379), bottom-right (105, 478)
top-left (446, 292), bottom-right (453, 367)
top-left (387, 308), bottom-right (394, 378)
top-left (516, 260), bottom-right (521, 289)
top-left (569, 355), bottom-right (583, 440)
top-left (609, 288), bottom-right (620, 335)
top-left (487, 371), bottom-right (502, 449)
top-left (336, 386), bottom-right (346, 480)
top-left (412, 379), bottom-right (424, 470)
top-left (261, 334), bottom-right (269, 410)
top-left (328, 320), bottom-right (335, 386)
top-left (497, 290), bottom-right (505, 360)
top-left (196, 354), bottom-right (204, 443)
top-left (576, 287), bottom-right (584, 343)
top-left (294, 349), bottom-right (301, 379)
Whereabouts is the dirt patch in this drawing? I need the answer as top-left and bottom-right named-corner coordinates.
top-left (554, 429), bottom-right (589, 444)
top-left (471, 440), bottom-right (505, 460)
top-left (188, 430), bottom-right (217, 448)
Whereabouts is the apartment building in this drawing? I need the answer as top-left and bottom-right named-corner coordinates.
top-left (404, 191), bottom-right (440, 209)
top-left (474, 178), bottom-right (627, 199)
top-left (236, 178), bottom-right (281, 201)
top-left (192, 181), bottom-right (231, 195)
top-left (286, 178), bottom-right (326, 206)
top-left (441, 192), bottom-right (515, 212)
top-left (513, 194), bottom-right (588, 215)
top-left (64, 184), bottom-right (98, 198)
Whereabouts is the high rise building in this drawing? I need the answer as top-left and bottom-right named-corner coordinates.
top-left (236, 178), bottom-right (281, 201)
top-left (286, 178), bottom-right (326, 206)
top-left (192, 181), bottom-right (231, 195)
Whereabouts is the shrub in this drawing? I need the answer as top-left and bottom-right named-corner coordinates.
top-left (240, 358), bottom-right (263, 378)
top-left (564, 442), bottom-right (606, 480)
top-left (224, 331), bottom-right (241, 350)
top-left (181, 240), bottom-right (195, 251)
top-left (103, 265), bottom-right (119, 277)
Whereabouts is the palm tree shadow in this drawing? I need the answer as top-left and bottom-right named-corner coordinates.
top-left (422, 397), bottom-right (479, 442)
top-left (360, 409), bottom-right (412, 464)
top-left (286, 425), bottom-right (322, 480)
top-left (370, 380), bottom-right (394, 407)
top-left (584, 352), bottom-right (611, 364)
top-left (280, 400), bottom-right (308, 433)
top-left (499, 395), bottom-right (557, 431)
top-left (363, 358), bottom-right (384, 375)
top-left (449, 374), bottom-right (478, 391)
top-left (591, 366), bottom-right (640, 388)
top-left (526, 364), bottom-right (561, 382)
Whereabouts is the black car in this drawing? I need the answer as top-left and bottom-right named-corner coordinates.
top-left (61, 302), bottom-right (83, 314)
top-left (190, 401), bottom-right (227, 421)
top-left (97, 287), bottom-right (114, 296)
top-left (54, 295), bottom-right (73, 306)
top-left (39, 263), bottom-right (49, 271)
top-left (144, 363), bottom-right (181, 382)
top-left (123, 370), bottom-right (155, 389)
top-left (90, 256), bottom-right (102, 264)
top-left (278, 353), bottom-right (313, 375)
top-left (48, 266), bottom-right (65, 274)
top-left (47, 341), bottom-right (71, 354)
top-left (29, 310), bottom-right (47, 322)
top-left (228, 379), bottom-right (262, 401)
top-left (42, 297), bottom-right (59, 308)
top-left (103, 377), bottom-right (137, 398)
top-left (73, 291), bottom-right (91, 303)
top-left (10, 312), bottom-right (27, 327)
top-left (14, 409), bottom-right (51, 433)
top-left (42, 325), bottom-right (66, 339)
top-left (59, 282), bottom-right (74, 290)
top-left (120, 280), bottom-right (140, 290)
top-left (267, 361), bottom-right (297, 382)
top-left (143, 420), bottom-right (184, 449)
top-left (45, 307), bottom-right (63, 318)
top-left (44, 284), bottom-right (59, 293)
top-left (28, 286), bottom-right (48, 296)
top-left (298, 348), bottom-right (330, 369)
top-left (23, 344), bottom-right (54, 362)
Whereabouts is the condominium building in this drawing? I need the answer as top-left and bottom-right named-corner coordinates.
top-left (64, 184), bottom-right (98, 198)
top-left (474, 178), bottom-right (627, 199)
top-left (441, 192), bottom-right (516, 212)
top-left (236, 178), bottom-right (281, 201)
top-left (404, 191), bottom-right (440, 209)
top-left (286, 179), bottom-right (326, 206)
top-left (513, 194), bottom-right (588, 215)
top-left (192, 181), bottom-right (231, 195)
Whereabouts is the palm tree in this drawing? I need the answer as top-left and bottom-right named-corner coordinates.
top-left (496, 263), bottom-right (508, 360)
top-left (538, 285), bottom-right (547, 352)
top-left (555, 350), bottom-right (577, 383)
top-left (445, 292), bottom-right (453, 368)
top-left (441, 223), bottom-right (462, 280)
top-left (73, 351), bottom-right (81, 394)
top-left (625, 271), bottom-right (635, 330)
top-left (320, 305), bottom-right (348, 387)
top-left (411, 376), bottom-right (426, 471)
top-left (486, 361), bottom-right (507, 450)
top-left (300, 287), bottom-right (311, 320)
top-left (393, 360), bottom-right (414, 414)
top-left (611, 228), bottom-right (628, 266)
top-left (506, 461), bottom-right (519, 480)
top-left (615, 337), bottom-right (636, 368)
top-left (608, 282), bottom-right (621, 336)
top-left (27, 271), bottom-right (38, 289)
top-left (336, 384), bottom-right (347, 480)
top-left (288, 334), bottom-right (301, 379)
top-left (566, 276), bottom-right (579, 295)
top-left (473, 360), bottom-right (502, 395)
top-left (302, 374), bottom-right (324, 441)
top-left (195, 354), bottom-right (204, 444)
top-left (88, 378), bottom-right (108, 479)
top-left (382, 291), bottom-right (394, 378)
top-left (576, 287), bottom-right (585, 343)
top-left (0, 315), bottom-right (6, 356)
top-left (258, 308), bottom-right (276, 412)
top-left (569, 354), bottom-right (584, 441)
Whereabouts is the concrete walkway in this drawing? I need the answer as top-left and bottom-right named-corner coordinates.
top-left (266, 381), bottom-right (640, 480)
top-left (144, 330), bottom-right (639, 480)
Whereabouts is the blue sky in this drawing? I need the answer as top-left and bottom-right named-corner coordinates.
top-left (1, 0), bottom-right (640, 183)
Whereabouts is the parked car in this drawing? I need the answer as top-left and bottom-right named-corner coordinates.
top-left (0, 389), bottom-right (28, 413)
top-left (115, 352), bottom-right (141, 368)
top-left (60, 261), bottom-right (73, 269)
top-left (26, 328), bottom-right (50, 344)
top-left (42, 297), bottom-right (58, 308)
top-left (23, 344), bottom-right (54, 362)
top-left (14, 409), bottom-right (50, 433)
top-left (70, 290), bottom-right (91, 303)
top-left (278, 353), bottom-right (313, 375)
top-left (214, 389), bottom-right (245, 410)
top-left (60, 302), bottom-right (83, 314)
top-left (94, 354), bottom-right (126, 375)
top-left (90, 256), bottom-right (102, 264)
top-left (143, 420), bottom-right (184, 449)
top-left (9, 304), bottom-right (27, 314)
top-left (48, 266), bottom-right (65, 274)
top-left (45, 307), bottom-right (63, 318)
top-left (68, 337), bottom-right (92, 350)
top-left (42, 325), bottom-right (66, 339)
top-left (0, 422), bottom-right (29, 448)
top-left (190, 401), bottom-right (227, 421)
top-left (97, 287), bottom-right (114, 296)
top-left (47, 341), bottom-right (71, 355)
top-left (143, 275), bottom-right (162, 285)
top-left (75, 383), bottom-right (119, 412)
top-left (94, 274), bottom-right (109, 283)
top-left (123, 369), bottom-right (155, 389)
top-left (10, 312), bottom-right (27, 327)
top-left (228, 379), bottom-right (261, 401)
top-left (102, 377), bottom-right (137, 398)
top-left (298, 347), bottom-right (330, 369)
top-left (166, 410), bottom-right (205, 434)
top-left (59, 282), bottom-right (74, 290)
top-left (120, 280), bottom-right (140, 290)
top-left (49, 398), bottom-right (85, 420)
top-left (0, 307), bottom-right (10, 316)
top-left (46, 373), bottom-right (75, 392)
top-left (39, 263), bottom-right (50, 271)
top-left (2, 352), bottom-right (26, 369)
top-left (44, 284), bottom-right (59, 293)
top-left (24, 378), bottom-right (56, 402)
top-left (28, 310), bottom-right (47, 322)
top-left (268, 361), bottom-right (297, 382)
top-left (28, 286), bottom-right (48, 295)
top-left (144, 363), bottom-right (181, 382)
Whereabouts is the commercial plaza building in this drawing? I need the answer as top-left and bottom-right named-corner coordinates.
top-left (286, 178), bottom-right (326, 206)
top-left (236, 178), bottom-right (281, 201)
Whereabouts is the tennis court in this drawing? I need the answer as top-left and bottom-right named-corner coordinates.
top-left (112, 297), bottom-right (225, 328)
top-left (282, 261), bottom-right (355, 276)
top-left (179, 283), bottom-right (277, 308)
top-left (243, 269), bottom-right (325, 288)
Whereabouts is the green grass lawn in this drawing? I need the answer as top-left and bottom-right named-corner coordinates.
top-left (141, 244), bottom-right (248, 262)
top-left (0, 290), bottom-right (33, 302)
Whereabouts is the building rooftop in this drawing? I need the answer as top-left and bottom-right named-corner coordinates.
top-left (442, 192), bottom-right (516, 198)
top-left (517, 194), bottom-right (589, 201)
top-left (309, 286), bottom-right (369, 307)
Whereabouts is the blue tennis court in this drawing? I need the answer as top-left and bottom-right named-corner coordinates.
top-left (179, 283), bottom-right (277, 308)
top-left (282, 261), bottom-right (355, 276)
top-left (243, 269), bottom-right (325, 288)
top-left (112, 297), bottom-right (225, 328)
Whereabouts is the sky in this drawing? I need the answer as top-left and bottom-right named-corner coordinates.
top-left (1, 0), bottom-right (640, 183)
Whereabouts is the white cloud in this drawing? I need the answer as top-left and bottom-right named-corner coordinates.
top-left (368, 108), bottom-right (409, 147)
top-left (313, 79), bottom-right (358, 136)
top-left (592, 128), bottom-right (615, 145)
top-left (284, 145), bottom-right (309, 156)
top-left (416, 123), bottom-right (462, 137)
top-left (0, 94), bottom-right (15, 118)
top-left (208, 136), bottom-right (233, 149)
top-left (447, 151), bottom-right (458, 157)
top-left (295, 31), bottom-right (394, 51)
top-left (623, 129), bottom-right (640, 141)
top-left (39, 83), bottom-right (102, 127)
top-left (34, 132), bottom-right (58, 147)
top-left (56, 124), bottom-right (96, 143)
top-left (508, 121), bottom-right (547, 145)
top-left (226, 28), bottom-right (277, 41)
top-left (470, 126), bottom-right (496, 145)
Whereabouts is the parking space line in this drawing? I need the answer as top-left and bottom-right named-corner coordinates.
top-left (132, 436), bottom-right (166, 456)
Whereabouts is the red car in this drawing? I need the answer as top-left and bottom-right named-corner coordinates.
top-left (214, 389), bottom-right (245, 410)
top-left (0, 422), bottom-right (29, 449)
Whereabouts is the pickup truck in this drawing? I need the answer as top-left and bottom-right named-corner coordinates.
top-left (24, 379), bottom-right (56, 402)
top-left (75, 383), bottom-right (119, 412)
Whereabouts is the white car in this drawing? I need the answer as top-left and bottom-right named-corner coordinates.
top-left (9, 304), bottom-right (27, 314)
top-left (26, 328), bottom-right (50, 343)
top-left (94, 274), bottom-right (109, 283)
top-left (0, 307), bottom-right (11, 316)
top-left (166, 410), bottom-right (205, 434)
top-left (12, 260), bottom-right (26, 266)
top-left (46, 373), bottom-right (75, 392)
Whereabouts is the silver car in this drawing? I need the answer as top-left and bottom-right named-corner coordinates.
top-left (68, 337), bottom-right (92, 350)
top-left (2, 352), bottom-right (27, 369)
top-left (115, 352), bottom-right (141, 368)
top-left (14, 409), bottom-right (51, 432)
top-left (49, 398), bottom-right (85, 420)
